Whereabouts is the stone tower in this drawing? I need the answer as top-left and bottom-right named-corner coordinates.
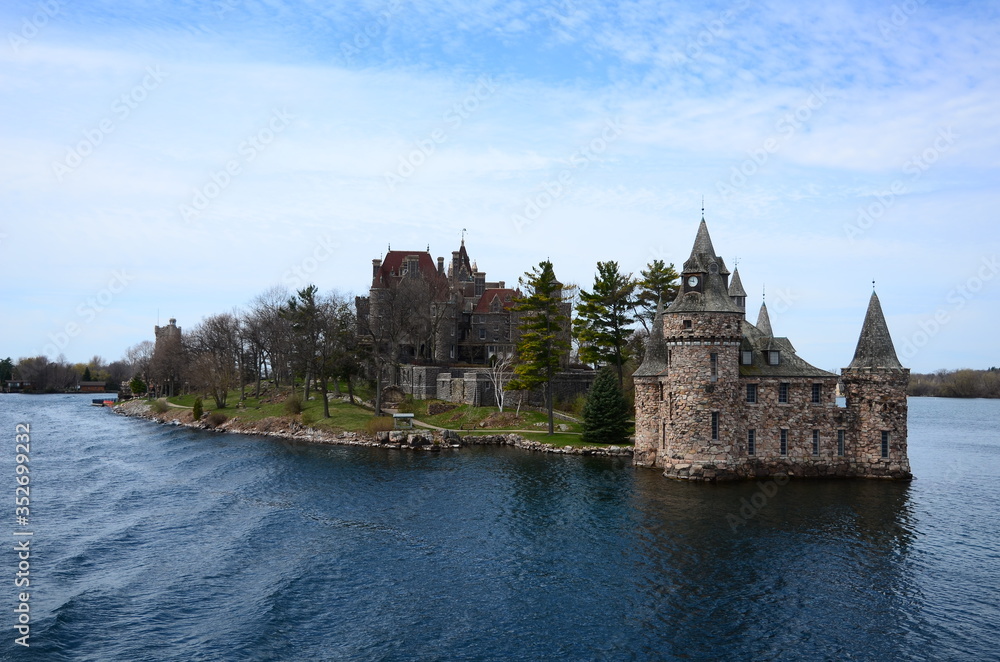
top-left (634, 220), bottom-right (745, 479)
top-left (843, 292), bottom-right (911, 479)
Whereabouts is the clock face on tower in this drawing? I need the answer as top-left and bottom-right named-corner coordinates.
top-left (687, 276), bottom-right (699, 287)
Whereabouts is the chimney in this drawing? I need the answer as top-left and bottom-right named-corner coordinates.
top-left (438, 256), bottom-right (445, 274)
top-left (372, 258), bottom-right (382, 279)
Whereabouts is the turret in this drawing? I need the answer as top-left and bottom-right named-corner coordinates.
top-left (633, 299), bottom-right (667, 467)
top-left (842, 291), bottom-right (911, 479)
top-left (729, 268), bottom-right (747, 313)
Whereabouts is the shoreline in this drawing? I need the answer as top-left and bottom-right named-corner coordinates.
top-left (112, 399), bottom-right (633, 458)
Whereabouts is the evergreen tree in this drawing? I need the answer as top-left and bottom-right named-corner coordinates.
top-left (129, 376), bottom-right (146, 396)
top-left (83, 366), bottom-right (92, 381)
top-left (581, 368), bottom-right (631, 444)
top-left (507, 260), bottom-right (570, 435)
top-left (635, 259), bottom-right (679, 332)
top-left (573, 261), bottom-right (636, 386)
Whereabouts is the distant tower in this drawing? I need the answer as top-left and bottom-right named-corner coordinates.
top-left (842, 292), bottom-right (911, 479)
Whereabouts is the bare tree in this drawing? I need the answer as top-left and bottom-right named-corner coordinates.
top-left (487, 352), bottom-right (513, 412)
top-left (187, 313), bottom-right (241, 408)
top-left (125, 340), bottom-right (155, 383)
top-left (245, 286), bottom-right (292, 392)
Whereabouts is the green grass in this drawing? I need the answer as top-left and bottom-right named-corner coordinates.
top-left (163, 385), bottom-right (630, 444)
top-left (410, 399), bottom-right (584, 433)
top-left (166, 384), bottom-right (377, 432)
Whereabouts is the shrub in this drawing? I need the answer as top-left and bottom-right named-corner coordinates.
top-left (150, 398), bottom-right (169, 414)
top-left (192, 397), bottom-right (203, 420)
top-left (364, 416), bottom-right (395, 434)
top-left (301, 409), bottom-right (317, 425)
top-left (129, 377), bottom-right (146, 396)
top-left (284, 394), bottom-right (303, 415)
top-left (206, 412), bottom-right (228, 428)
top-left (396, 396), bottom-right (418, 414)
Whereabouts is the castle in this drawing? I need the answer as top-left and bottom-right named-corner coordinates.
top-left (633, 219), bottom-right (910, 481)
top-left (356, 240), bottom-right (579, 405)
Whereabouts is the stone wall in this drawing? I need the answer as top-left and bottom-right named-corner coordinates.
top-left (843, 367), bottom-right (910, 479)
top-left (657, 310), bottom-right (744, 478)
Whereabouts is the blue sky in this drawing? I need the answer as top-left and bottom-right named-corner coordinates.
top-left (2, 0), bottom-right (998, 374)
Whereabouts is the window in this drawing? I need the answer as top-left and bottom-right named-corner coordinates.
top-left (684, 320), bottom-right (692, 329)
top-left (812, 430), bottom-right (820, 456)
top-left (711, 412), bottom-right (719, 440)
top-left (746, 384), bottom-right (758, 403)
top-left (837, 430), bottom-right (845, 456)
top-left (479, 328), bottom-right (486, 340)
top-left (741, 350), bottom-right (753, 365)
top-left (811, 383), bottom-right (821, 403)
top-left (748, 429), bottom-right (756, 456)
top-left (710, 353), bottom-right (718, 382)
top-left (768, 351), bottom-right (780, 365)
top-left (780, 429), bottom-right (788, 456)
top-left (779, 382), bottom-right (789, 403)
top-left (881, 431), bottom-right (890, 458)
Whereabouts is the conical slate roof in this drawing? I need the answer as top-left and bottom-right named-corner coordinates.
top-left (756, 302), bottom-right (773, 337)
top-left (671, 219), bottom-right (741, 314)
top-left (634, 298), bottom-right (667, 377)
top-left (682, 218), bottom-right (730, 276)
top-left (728, 267), bottom-right (747, 297)
top-left (848, 292), bottom-right (903, 370)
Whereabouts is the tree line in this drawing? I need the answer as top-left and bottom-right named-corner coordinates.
top-left (5, 256), bottom-right (678, 443)
top-left (908, 368), bottom-right (1000, 398)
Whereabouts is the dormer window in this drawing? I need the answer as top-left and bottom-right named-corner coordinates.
top-left (741, 350), bottom-right (753, 365)
top-left (767, 350), bottom-right (780, 365)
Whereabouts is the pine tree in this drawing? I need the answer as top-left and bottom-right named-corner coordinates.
top-left (507, 260), bottom-right (570, 435)
top-left (573, 261), bottom-right (636, 386)
top-left (581, 368), bottom-right (631, 444)
top-left (635, 259), bottom-right (679, 332)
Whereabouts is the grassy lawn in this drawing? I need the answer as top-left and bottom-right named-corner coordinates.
top-left (164, 384), bottom-right (377, 433)
top-left (161, 385), bottom-right (631, 445)
top-left (399, 398), bottom-right (584, 433)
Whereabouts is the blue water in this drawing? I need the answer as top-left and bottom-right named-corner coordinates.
top-left (0, 395), bottom-right (997, 661)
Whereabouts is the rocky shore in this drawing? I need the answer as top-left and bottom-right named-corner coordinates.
top-left (112, 399), bottom-right (633, 458)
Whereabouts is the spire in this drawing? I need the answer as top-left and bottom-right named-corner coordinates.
top-left (634, 297), bottom-right (667, 377)
top-left (671, 217), bottom-right (740, 314)
top-left (689, 218), bottom-right (716, 264)
top-left (756, 301), bottom-right (773, 337)
top-left (728, 267), bottom-right (747, 297)
top-left (848, 292), bottom-right (903, 370)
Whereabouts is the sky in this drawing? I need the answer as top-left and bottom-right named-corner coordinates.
top-left (2, 0), bottom-right (998, 374)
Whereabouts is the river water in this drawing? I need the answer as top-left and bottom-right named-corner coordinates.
top-left (0, 394), bottom-right (997, 661)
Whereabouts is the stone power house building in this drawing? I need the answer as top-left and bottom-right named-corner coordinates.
top-left (633, 219), bottom-right (910, 481)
